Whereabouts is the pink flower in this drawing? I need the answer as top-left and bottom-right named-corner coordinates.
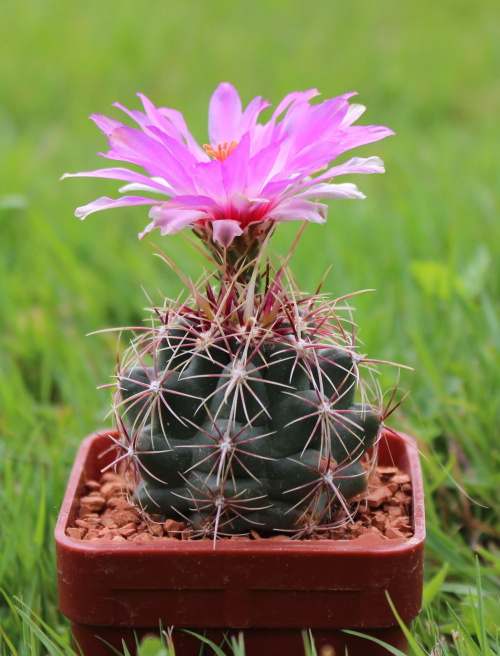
top-left (63, 83), bottom-right (394, 249)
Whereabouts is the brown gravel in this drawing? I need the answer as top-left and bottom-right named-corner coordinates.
top-left (68, 465), bottom-right (414, 543)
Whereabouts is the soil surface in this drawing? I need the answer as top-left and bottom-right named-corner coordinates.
top-left (67, 465), bottom-right (414, 543)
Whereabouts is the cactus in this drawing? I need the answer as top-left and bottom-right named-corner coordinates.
top-left (111, 251), bottom-right (385, 538)
top-left (65, 83), bottom-right (399, 540)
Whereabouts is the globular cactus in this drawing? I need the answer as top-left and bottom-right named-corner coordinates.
top-left (65, 83), bottom-right (397, 540)
top-left (112, 257), bottom-right (383, 538)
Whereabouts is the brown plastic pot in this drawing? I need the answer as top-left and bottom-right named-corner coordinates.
top-left (55, 429), bottom-right (425, 656)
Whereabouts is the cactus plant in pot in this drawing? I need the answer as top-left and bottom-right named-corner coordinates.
top-left (56, 83), bottom-right (425, 656)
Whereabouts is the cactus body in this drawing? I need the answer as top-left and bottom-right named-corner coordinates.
top-left (114, 266), bottom-right (382, 537)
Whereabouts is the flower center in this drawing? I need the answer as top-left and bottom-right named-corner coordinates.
top-left (203, 141), bottom-right (238, 162)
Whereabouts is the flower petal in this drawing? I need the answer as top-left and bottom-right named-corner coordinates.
top-left (192, 160), bottom-right (225, 202)
top-left (161, 194), bottom-right (219, 210)
top-left (340, 104), bottom-right (366, 127)
top-left (268, 198), bottom-right (328, 224)
top-left (246, 140), bottom-right (284, 197)
top-left (271, 89), bottom-right (320, 126)
top-left (137, 93), bottom-right (184, 143)
top-left (238, 96), bottom-right (270, 140)
top-left (283, 156), bottom-right (387, 200)
top-left (284, 95), bottom-right (352, 161)
top-left (338, 125), bottom-right (396, 151)
top-left (208, 82), bottom-right (242, 145)
top-left (147, 125), bottom-right (199, 171)
top-left (251, 89), bottom-right (320, 152)
top-left (106, 127), bottom-right (195, 194)
top-left (61, 167), bottom-right (174, 194)
top-left (318, 155), bottom-right (386, 180)
top-left (118, 182), bottom-right (170, 195)
top-left (90, 114), bottom-right (124, 136)
top-left (294, 182), bottom-right (365, 200)
top-left (212, 219), bottom-right (244, 248)
top-left (148, 206), bottom-right (208, 237)
top-left (74, 196), bottom-right (158, 220)
top-left (112, 102), bottom-right (151, 132)
top-left (222, 133), bottom-right (250, 197)
top-left (158, 106), bottom-right (209, 162)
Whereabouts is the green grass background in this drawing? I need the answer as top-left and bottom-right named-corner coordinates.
top-left (1, 0), bottom-right (499, 653)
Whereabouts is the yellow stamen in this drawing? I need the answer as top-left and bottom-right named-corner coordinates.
top-left (203, 140), bottom-right (238, 162)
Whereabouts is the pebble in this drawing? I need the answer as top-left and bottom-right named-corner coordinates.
top-left (119, 523), bottom-right (138, 538)
top-left (149, 523), bottom-right (164, 537)
top-left (66, 527), bottom-right (86, 539)
top-left (395, 491), bottom-right (411, 506)
top-left (385, 527), bottom-right (407, 540)
top-left (386, 506), bottom-right (403, 517)
top-left (372, 512), bottom-right (386, 532)
top-left (163, 519), bottom-right (188, 536)
top-left (75, 519), bottom-right (91, 530)
top-left (100, 514), bottom-right (119, 528)
top-left (130, 532), bottom-right (156, 542)
top-left (108, 497), bottom-right (133, 511)
top-left (98, 528), bottom-right (120, 539)
top-left (113, 510), bottom-right (141, 527)
top-left (80, 495), bottom-right (106, 512)
top-left (367, 487), bottom-right (393, 508)
top-left (101, 482), bottom-right (122, 499)
top-left (389, 516), bottom-right (412, 531)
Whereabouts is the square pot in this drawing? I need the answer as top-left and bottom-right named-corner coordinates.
top-left (55, 430), bottom-right (425, 656)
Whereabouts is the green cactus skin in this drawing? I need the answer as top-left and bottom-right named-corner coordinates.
top-left (106, 254), bottom-right (392, 539)
top-left (115, 284), bottom-right (383, 538)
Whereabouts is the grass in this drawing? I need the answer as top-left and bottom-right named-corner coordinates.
top-left (0, 0), bottom-right (499, 653)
